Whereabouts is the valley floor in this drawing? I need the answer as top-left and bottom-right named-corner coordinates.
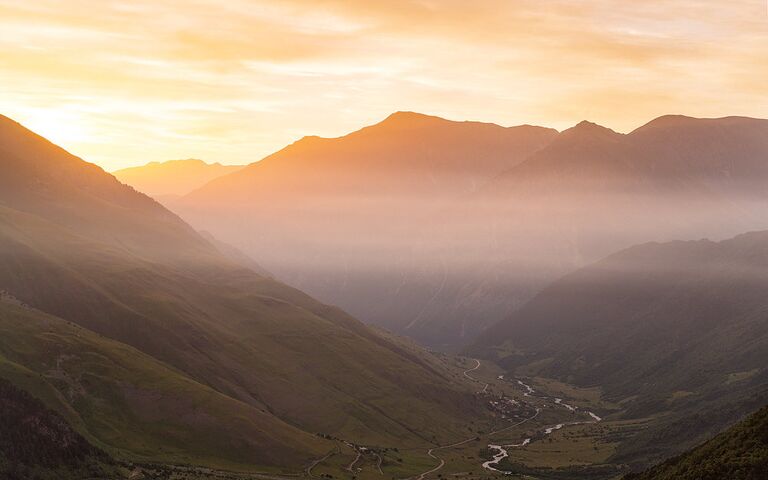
top-left (157, 357), bottom-right (633, 480)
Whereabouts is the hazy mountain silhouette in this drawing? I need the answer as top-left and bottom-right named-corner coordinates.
top-left (169, 113), bottom-right (768, 349)
top-left (184, 111), bottom-right (556, 200)
top-left (174, 112), bottom-right (558, 349)
top-left (0, 114), bottom-right (488, 470)
top-left (113, 159), bottom-right (244, 197)
top-left (430, 115), bottom-right (768, 345)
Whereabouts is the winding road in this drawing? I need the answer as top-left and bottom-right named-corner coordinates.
top-left (306, 448), bottom-right (337, 478)
top-left (413, 436), bottom-right (479, 480)
top-left (463, 359), bottom-right (490, 394)
top-left (410, 359), bottom-right (490, 480)
top-left (347, 450), bottom-right (362, 472)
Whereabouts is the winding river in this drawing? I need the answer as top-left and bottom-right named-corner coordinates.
top-left (407, 362), bottom-right (604, 480)
top-left (482, 379), bottom-right (602, 474)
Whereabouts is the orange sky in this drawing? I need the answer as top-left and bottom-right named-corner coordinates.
top-left (1, 0), bottom-right (767, 170)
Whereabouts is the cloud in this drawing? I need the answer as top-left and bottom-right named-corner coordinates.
top-left (0, 0), bottom-right (765, 169)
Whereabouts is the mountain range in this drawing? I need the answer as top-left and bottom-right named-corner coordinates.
top-left (169, 112), bottom-right (768, 349)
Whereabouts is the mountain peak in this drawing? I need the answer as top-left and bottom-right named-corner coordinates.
top-left (632, 114), bottom-right (699, 133)
top-left (560, 120), bottom-right (621, 140)
top-left (573, 119), bottom-right (614, 131)
top-left (378, 111), bottom-right (452, 128)
top-left (385, 110), bottom-right (441, 121)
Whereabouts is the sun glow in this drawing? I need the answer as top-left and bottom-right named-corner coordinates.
top-left (16, 110), bottom-right (93, 148)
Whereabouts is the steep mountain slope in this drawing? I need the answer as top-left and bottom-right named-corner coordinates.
top-left (0, 114), bottom-right (488, 469)
top-left (174, 114), bottom-right (768, 349)
top-left (471, 230), bottom-right (768, 465)
top-left (112, 159), bottom-right (244, 197)
top-left (625, 404), bottom-right (768, 480)
top-left (174, 112), bottom-right (558, 348)
top-left (0, 116), bottom-right (209, 260)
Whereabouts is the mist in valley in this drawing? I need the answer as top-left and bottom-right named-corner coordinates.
top-left (171, 114), bottom-right (768, 349)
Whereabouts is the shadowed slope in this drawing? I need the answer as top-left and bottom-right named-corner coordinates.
top-left (625, 404), bottom-right (768, 480)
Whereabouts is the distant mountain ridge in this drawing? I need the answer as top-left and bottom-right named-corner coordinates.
top-left (113, 158), bottom-right (244, 197)
top-left (174, 112), bottom-right (559, 349)
top-left (446, 114), bottom-right (768, 345)
top-left (172, 112), bottom-right (768, 349)
top-left (184, 111), bottom-right (557, 201)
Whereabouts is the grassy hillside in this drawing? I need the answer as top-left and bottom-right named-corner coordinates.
top-left (625, 405), bottom-right (768, 480)
top-left (0, 204), bottom-right (482, 445)
top-left (0, 299), bottom-right (328, 471)
top-left (0, 113), bottom-right (488, 470)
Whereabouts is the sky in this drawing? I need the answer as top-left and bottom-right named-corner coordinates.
top-left (1, 0), bottom-right (767, 170)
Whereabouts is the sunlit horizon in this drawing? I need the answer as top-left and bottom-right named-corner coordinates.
top-left (2, 0), bottom-right (767, 170)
